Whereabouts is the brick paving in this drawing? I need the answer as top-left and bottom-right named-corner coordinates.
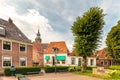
top-left (0, 72), bottom-right (102, 80)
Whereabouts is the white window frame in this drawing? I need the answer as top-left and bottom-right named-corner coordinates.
top-left (2, 56), bottom-right (12, 68)
top-left (2, 40), bottom-right (12, 51)
top-left (90, 59), bottom-right (94, 66)
top-left (19, 44), bottom-right (27, 53)
top-left (71, 57), bottom-right (75, 65)
top-left (19, 57), bottom-right (27, 67)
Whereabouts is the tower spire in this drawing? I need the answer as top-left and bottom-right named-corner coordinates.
top-left (35, 29), bottom-right (42, 44)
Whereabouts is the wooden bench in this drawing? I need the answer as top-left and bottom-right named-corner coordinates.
top-left (15, 74), bottom-right (30, 80)
top-left (15, 74), bottom-right (25, 78)
top-left (27, 71), bottom-right (40, 74)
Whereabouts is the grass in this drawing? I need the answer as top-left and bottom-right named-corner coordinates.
top-left (74, 70), bottom-right (108, 79)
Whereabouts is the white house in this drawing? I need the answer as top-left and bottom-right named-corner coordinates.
top-left (44, 41), bottom-right (68, 66)
top-left (44, 41), bottom-right (96, 67)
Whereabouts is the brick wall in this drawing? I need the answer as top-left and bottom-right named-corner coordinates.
top-left (0, 39), bottom-right (33, 71)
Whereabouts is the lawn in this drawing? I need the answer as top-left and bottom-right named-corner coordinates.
top-left (74, 70), bottom-right (108, 79)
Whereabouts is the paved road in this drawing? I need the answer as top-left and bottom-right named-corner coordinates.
top-left (0, 72), bottom-right (102, 80)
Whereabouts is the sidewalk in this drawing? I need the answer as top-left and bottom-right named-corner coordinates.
top-left (0, 72), bottom-right (102, 80)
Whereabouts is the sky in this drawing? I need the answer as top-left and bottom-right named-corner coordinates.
top-left (0, 0), bottom-right (120, 51)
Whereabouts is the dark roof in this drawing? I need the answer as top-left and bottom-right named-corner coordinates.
top-left (0, 18), bottom-right (31, 43)
top-left (41, 43), bottom-right (49, 50)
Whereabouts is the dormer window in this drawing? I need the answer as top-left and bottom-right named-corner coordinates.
top-left (3, 41), bottom-right (11, 50)
top-left (0, 25), bottom-right (5, 36)
top-left (20, 44), bottom-right (26, 52)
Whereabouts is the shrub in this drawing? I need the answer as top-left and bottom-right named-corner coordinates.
top-left (4, 66), bottom-right (41, 76)
top-left (87, 66), bottom-right (97, 70)
top-left (68, 66), bottom-right (75, 72)
top-left (44, 66), bottom-right (68, 73)
top-left (107, 70), bottom-right (120, 79)
top-left (109, 66), bottom-right (120, 70)
top-left (75, 66), bottom-right (81, 71)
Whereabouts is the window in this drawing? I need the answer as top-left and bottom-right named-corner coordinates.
top-left (78, 58), bottom-right (81, 66)
top-left (20, 57), bottom-right (26, 66)
top-left (20, 44), bottom-right (26, 52)
top-left (57, 60), bottom-right (60, 64)
top-left (71, 58), bottom-right (75, 65)
top-left (2, 56), bottom-right (12, 67)
top-left (62, 60), bottom-right (65, 64)
top-left (90, 59), bottom-right (94, 65)
top-left (3, 41), bottom-right (11, 50)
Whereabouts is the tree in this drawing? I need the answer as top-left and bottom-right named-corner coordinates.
top-left (106, 21), bottom-right (120, 65)
top-left (71, 7), bottom-right (105, 72)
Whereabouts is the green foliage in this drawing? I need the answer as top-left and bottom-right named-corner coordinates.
top-left (107, 70), bottom-right (120, 79)
top-left (4, 66), bottom-right (41, 76)
top-left (68, 66), bottom-right (76, 72)
top-left (109, 66), bottom-right (120, 70)
top-left (71, 7), bottom-right (105, 57)
top-left (68, 66), bottom-right (82, 72)
top-left (44, 66), bottom-right (68, 73)
top-left (87, 66), bottom-right (97, 70)
top-left (71, 7), bottom-right (105, 72)
top-left (106, 21), bottom-right (120, 64)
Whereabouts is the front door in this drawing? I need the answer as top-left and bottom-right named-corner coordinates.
top-left (52, 56), bottom-right (55, 65)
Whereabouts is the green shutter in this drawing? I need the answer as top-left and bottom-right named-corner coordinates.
top-left (45, 56), bottom-right (50, 60)
top-left (56, 56), bottom-right (66, 60)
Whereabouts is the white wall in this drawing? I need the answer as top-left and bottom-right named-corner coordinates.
top-left (44, 53), bottom-right (67, 66)
top-left (44, 54), bottom-right (96, 66)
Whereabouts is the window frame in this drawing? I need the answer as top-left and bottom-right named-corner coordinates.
top-left (19, 44), bottom-right (27, 53)
top-left (2, 40), bottom-right (12, 51)
top-left (71, 57), bottom-right (75, 65)
top-left (19, 57), bottom-right (27, 67)
top-left (90, 59), bottom-right (94, 66)
top-left (2, 56), bottom-right (12, 68)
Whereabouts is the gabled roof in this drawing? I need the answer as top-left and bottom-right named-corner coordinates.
top-left (96, 49), bottom-right (112, 59)
top-left (44, 41), bottom-right (68, 54)
top-left (0, 18), bottom-right (31, 43)
top-left (68, 51), bottom-right (96, 58)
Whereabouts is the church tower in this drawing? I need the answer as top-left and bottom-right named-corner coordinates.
top-left (33, 29), bottom-right (44, 67)
top-left (35, 29), bottom-right (42, 44)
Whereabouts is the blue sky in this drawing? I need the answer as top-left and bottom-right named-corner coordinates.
top-left (0, 0), bottom-right (119, 51)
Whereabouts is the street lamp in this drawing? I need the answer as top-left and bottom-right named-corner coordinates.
top-left (52, 47), bottom-right (58, 73)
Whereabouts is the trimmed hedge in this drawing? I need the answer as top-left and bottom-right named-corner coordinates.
top-left (44, 66), bottom-right (68, 73)
top-left (109, 66), bottom-right (120, 70)
top-left (4, 66), bottom-right (41, 76)
top-left (68, 66), bottom-right (82, 72)
top-left (87, 66), bottom-right (97, 70)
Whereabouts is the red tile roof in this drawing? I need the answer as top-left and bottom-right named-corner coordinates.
top-left (44, 41), bottom-right (68, 54)
top-left (96, 49), bottom-right (112, 59)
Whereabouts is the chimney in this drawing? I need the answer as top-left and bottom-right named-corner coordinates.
top-left (8, 17), bottom-right (13, 23)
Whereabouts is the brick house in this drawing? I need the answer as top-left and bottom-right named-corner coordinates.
top-left (96, 49), bottom-right (113, 67)
top-left (0, 18), bottom-right (32, 71)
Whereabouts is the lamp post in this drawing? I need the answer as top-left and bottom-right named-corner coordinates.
top-left (52, 47), bottom-right (58, 73)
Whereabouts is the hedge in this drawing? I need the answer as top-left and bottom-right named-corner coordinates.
top-left (87, 66), bottom-right (97, 70)
top-left (4, 66), bottom-right (41, 76)
top-left (44, 66), bottom-right (68, 73)
top-left (109, 66), bottom-right (120, 70)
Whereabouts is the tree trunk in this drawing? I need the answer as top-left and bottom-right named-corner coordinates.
top-left (82, 56), bottom-right (87, 72)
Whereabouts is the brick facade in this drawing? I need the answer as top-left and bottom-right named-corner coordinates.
top-left (0, 39), bottom-right (33, 71)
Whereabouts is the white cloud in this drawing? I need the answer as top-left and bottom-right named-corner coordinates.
top-left (0, 1), bottom-right (73, 51)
